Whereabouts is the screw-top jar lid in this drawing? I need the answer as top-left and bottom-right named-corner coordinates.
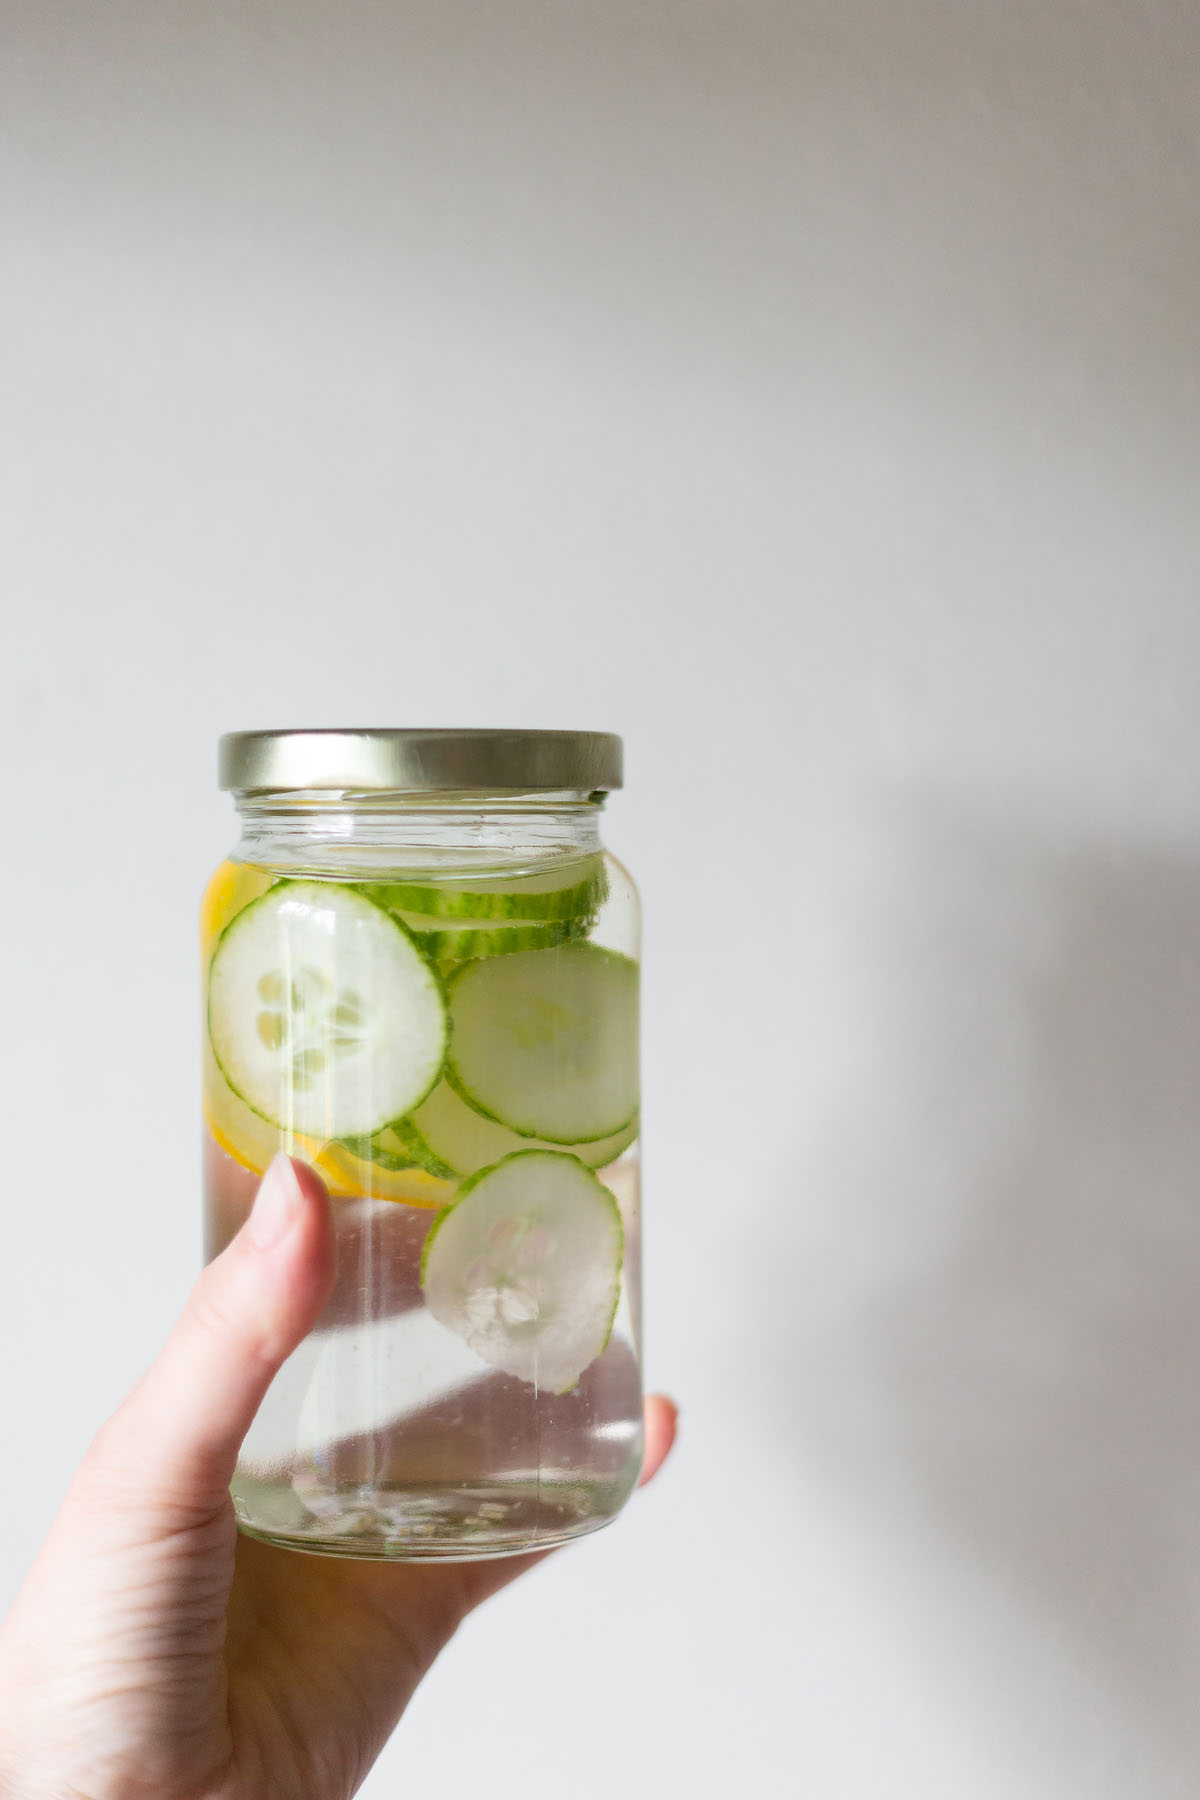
top-left (218, 729), bottom-right (623, 794)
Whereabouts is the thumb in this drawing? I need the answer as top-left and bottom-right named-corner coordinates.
top-left (96, 1153), bottom-right (334, 1513)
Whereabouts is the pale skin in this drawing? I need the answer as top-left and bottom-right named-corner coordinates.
top-left (0, 1156), bottom-right (676, 1800)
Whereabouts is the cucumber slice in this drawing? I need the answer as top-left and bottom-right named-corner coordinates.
top-left (208, 881), bottom-right (447, 1139)
top-left (392, 909), bottom-right (593, 962)
top-left (420, 1150), bottom-right (624, 1393)
top-left (356, 1116), bottom-right (458, 1181)
top-left (447, 942), bottom-right (639, 1143)
top-left (337, 1124), bottom-right (422, 1173)
top-left (408, 1080), bottom-right (638, 1177)
top-left (365, 857), bottom-right (607, 923)
top-left (315, 1139), bottom-right (456, 1209)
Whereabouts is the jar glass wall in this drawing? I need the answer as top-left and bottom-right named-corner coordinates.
top-left (202, 735), bottom-right (641, 1562)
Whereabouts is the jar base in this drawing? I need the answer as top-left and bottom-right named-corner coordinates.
top-left (231, 1474), bottom-right (635, 1562)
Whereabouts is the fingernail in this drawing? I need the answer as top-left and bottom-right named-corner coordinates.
top-left (249, 1153), bottom-right (305, 1251)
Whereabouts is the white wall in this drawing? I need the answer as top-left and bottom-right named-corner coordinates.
top-left (3, 2), bottom-right (1200, 1793)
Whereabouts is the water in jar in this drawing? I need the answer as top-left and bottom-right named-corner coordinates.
top-left (201, 850), bottom-right (642, 1560)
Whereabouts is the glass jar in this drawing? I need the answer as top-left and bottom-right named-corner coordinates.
top-left (202, 729), bottom-right (642, 1561)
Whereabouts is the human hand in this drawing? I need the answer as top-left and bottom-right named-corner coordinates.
top-left (0, 1155), bottom-right (676, 1800)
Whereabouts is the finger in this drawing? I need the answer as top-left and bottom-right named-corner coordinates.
top-left (638, 1393), bottom-right (679, 1487)
top-left (95, 1154), bottom-right (334, 1512)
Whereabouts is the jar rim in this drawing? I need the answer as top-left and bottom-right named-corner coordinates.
top-left (219, 729), bottom-right (623, 795)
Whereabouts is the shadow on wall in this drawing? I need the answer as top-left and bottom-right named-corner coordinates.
top-left (793, 801), bottom-right (1200, 1777)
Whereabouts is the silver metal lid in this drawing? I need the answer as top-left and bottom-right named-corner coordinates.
top-left (218, 729), bottom-right (623, 794)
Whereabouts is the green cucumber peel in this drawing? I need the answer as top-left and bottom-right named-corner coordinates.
top-left (397, 910), bottom-right (595, 962)
top-left (335, 1120), bottom-right (448, 1174)
top-left (360, 859), bottom-right (608, 923)
top-left (378, 1115), bottom-right (458, 1181)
